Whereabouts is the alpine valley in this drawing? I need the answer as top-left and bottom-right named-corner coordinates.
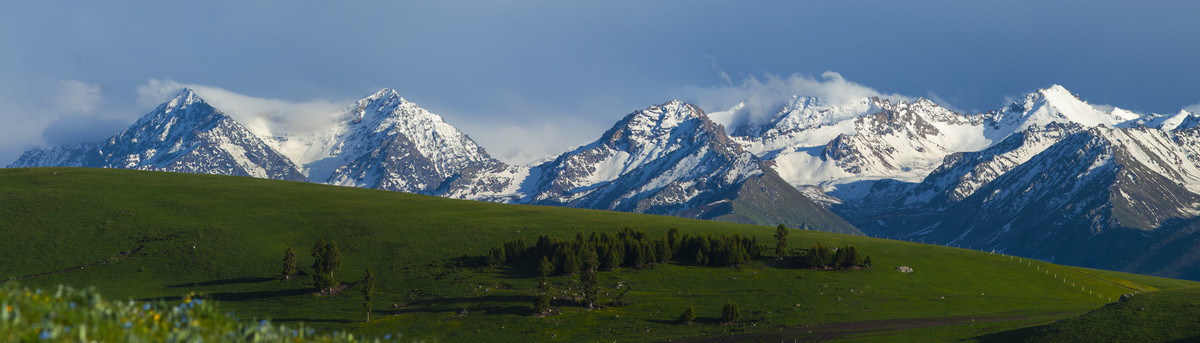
top-left (14, 85), bottom-right (1200, 279)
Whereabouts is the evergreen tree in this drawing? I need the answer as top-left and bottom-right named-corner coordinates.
top-left (863, 255), bottom-right (873, 268)
top-left (839, 246), bottom-right (861, 270)
top-left (325, 241), bottom-right (342, 280)
top-left (679, 305), bottom-right (696, 325)
top-left (654, 240), bottom-right (671, 263)
top-left (311, 239), bottom-right (332, 290)
top-left (721, 301), bottom-right (740, 323)
top-left (486, 247), bottom-right (506, 267)
top-left (362, 268), bottom-right (375, 322)
top-left (282, 247), bottom-right (297, 280)
top-left (774, 224), bottom-right (789, 260)
top-left (806, 243), bottom-right (832, 269)
top-left (667, 228), bottom-right (681, 251)
top-left (580, 247), bottom-right (600, 309)
top-left (534, 256), bottom-right (552, 313)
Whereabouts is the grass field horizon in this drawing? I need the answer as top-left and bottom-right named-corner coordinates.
top-left (3, 167), bottom-right (1198, 341)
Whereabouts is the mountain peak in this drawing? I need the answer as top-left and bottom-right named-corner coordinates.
top-left (162, 88), bottom-right (206, 112)
top-left (366, 87), bottom-right (403, 101)
top-left (618, 100), bottom-right (707, 135)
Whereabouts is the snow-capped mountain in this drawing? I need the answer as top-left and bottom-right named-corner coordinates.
top-left (443, 100), bottom-right (860, 233)
top-left (7, 89), bottom-right (856, 233)
top-left (10, 89), bottom-right (306, 181)
top-left (854, 125), bottom-right (1200, 266)
top-left (715, 84), bottom-right (1200, 276)
top-left (263, 88), bottom-right (504, 193)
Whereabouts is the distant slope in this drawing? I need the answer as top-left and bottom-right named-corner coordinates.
top-left (1, 167), bottom-right (1195, 342)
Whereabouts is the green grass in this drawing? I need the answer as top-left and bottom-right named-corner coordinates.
top-left (983, 287), bottom-right (1200, 342)
top-left (2, 167), bottom-right (1198, 342)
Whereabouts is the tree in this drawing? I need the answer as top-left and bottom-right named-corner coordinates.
top-left (667, 228), bottom-right (681, 251)
top-left (486, 247), bottom-right (506, 267)
top-left (534, 256), bottom-right (552, 313)
top-left (679, 305), bottom-right (696, 325)
top-left (806, 243), bottom-right (832, 269)
top-left (838, 246), bottom-right (861, 270)
top-left (310, 240), bottom-right (342, 291)
top-left (362, 268), bottom-right (375, 322)
top-left (282, 247), bottom-right (297, 280)
top-left (774, 224), bottom-right (789, 260)
top-left (863, 255), bottom-right (873, 268)
top-left (311, 239), bottom-right (332, 290)
top-left (580, 246), bottom-right (599, 309)
top-left (721, 301), bottom-right (740, 323)
top-left (324, 241), bottom-right (342, 280)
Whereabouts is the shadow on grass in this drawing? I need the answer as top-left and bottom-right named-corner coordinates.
top-left (140, 288), bottom-right (313, 302)
top-left (167, 276), bottom-right (277, 288)
top-left (381, 294), bottom-right (536, 316)
top-left (968, 325), bottom-right (1040, 342)
top-left (646, 317), bottom-right (728, 326)
top-left (272, 317), bottom-right (358, 324)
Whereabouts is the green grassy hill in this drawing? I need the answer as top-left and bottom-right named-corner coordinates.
top-left (2, 167), bottom-right (1198, 342)
top-left (983, 287), bottom-right (1200, 342)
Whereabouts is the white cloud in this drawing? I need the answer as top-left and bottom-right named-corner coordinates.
top-left (54, 80), bottom-right (103, 113)
top-left (138, 79), bottom-right (347, 137)
top-left (458, 119), bottom-right (601, 165)
top-left (1186, 102), bottom-right (1200, 114)
top-left (136, 79), bottom-right (598, 166)
top-left (677, 71), bottom-right (911, 131)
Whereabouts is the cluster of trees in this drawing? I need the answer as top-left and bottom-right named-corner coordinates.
top-left (773, 225), bottom-right (871, 270)
top-left (279, 240), bottom-right (344, 290)
top-left (487, 228), bottom-right (764, 276)
top-left (797, 242), bottom-right (871, 270)
top-left (677, 301), bottom-right (740, 325)
top-left (310, 239), bottom-right (343, 290)
top-left (281, 241), bottom-right (376, 322)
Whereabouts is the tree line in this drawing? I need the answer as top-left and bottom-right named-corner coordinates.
top-left (486, 227), bottom-right (764, 274)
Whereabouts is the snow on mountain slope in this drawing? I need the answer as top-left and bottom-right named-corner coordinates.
top-left (736, 85), bottom-right (1184, 199)
top-left (522, 101), bottom-right (761, 211)
top-left (10, 89), bottom-right (306, 181)
top-left (867, 125), bottom-right (1200, 265)
top-left (264, 88), bottom-right (501, 192)
top-left (456, 100), bottom-right (860, 233)
top-left (7, 143), bottom-right (101, 168)
top-left (735, 96), bottom-right (992, 191)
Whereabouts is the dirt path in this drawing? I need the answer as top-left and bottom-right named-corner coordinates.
top-left (675, 311), bottom-right (1078, 342)
top-left (1, 245), bottom-right (145, 282)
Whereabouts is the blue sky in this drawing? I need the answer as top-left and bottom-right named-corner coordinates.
top-left (3, 1), bottom-right (1199, 164)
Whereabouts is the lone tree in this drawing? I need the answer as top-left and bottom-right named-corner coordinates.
top-left (362, 268), bottom-right (375, 322)
top-left (282, 247), bottom-right (297, 280)
top-left (534, 256), bottom-right (552, 313)
top-left (679, 305), bottom-right (696, 325)
top-left (324, 241), bottom-right (342, 280)
top-left (721, 301), bottom-right (740, 323)
top-left (580, 246), bottom-right (600, 309)
top-left (311, 239), bottom-right (343, 291)
top-left (774, 224), bottom-right (789, 260)
top-left (311, 239), bottom-right (331, 290)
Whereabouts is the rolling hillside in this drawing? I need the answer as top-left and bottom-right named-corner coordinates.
top-left (1, 167), bottom-right (1197, 342)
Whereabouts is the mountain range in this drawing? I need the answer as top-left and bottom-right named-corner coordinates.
top-left (9, 88), bottom-right (858, 235)
top-left (12, 84), bottom-right (1200, 279)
